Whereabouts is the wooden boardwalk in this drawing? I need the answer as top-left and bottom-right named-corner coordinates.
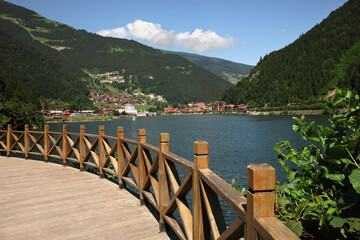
top-left (0, 156), bottom-right (170, 240)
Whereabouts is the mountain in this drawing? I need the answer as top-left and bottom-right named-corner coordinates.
top-left (163, 50), bottom-right (254, 84)
top-left (222, 0), bottom-right (360, 107)
top-left (0, 0), bottom-right (232, 104)
top-left (0, 30), bottom-right (89, 101)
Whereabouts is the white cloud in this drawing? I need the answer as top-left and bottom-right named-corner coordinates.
top-left (97, 19), bottom-right (237, 52)
top-left (176, 29), bottom-right (236, 52)
top-left (126, 20), bottom-right (175, 46)
top-left (97, 27), bottom-right (129, 38)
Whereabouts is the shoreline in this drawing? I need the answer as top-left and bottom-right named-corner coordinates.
top-left (45, 109), bottom-right (327, 123)
top-left (45, 115), bottom-right (120, 123)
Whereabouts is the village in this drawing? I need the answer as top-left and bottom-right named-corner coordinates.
top-left (44, 70), bottom-right (249, 117)
top-left (45, 92), bottom-right (249, 117)
top-left (163, 102), bottom-right (248, 114)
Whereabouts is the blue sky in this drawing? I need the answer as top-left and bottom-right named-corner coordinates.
top-left (7, 0), bottom-right (347, 65)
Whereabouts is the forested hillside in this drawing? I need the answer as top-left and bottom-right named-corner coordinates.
top-left (163, 50), bottom-right (254, 84)
top-left (0, 0), bottom-right (232, 103)
top-left (222, 0), bottom-right (360, 106)
top-left (0, 31), bottom-right (89, 101)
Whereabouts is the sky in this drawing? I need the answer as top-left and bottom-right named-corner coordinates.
top-left (7, 0), bottom-right (348, 66)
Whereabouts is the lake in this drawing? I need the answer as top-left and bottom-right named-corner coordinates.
top-left (49, 114), bottom-right (330, 188)
top-left (49, 114), bottom-right (330, 224)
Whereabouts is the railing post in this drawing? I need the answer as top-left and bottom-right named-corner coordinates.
top-left (44, 125), bottom-right (49, 162)
top-left (138, 129), bottom-right (147, 205)
top-left (193, 141), bottom-right (209, 240)
top-left (246, 163), bottom-right (276, 240)
top-left (117, 127), bottom-right (125, 189)
top-left (159, 133), bottom-right (170, 232)
top-left (6, 124), bottom-right (12, 157)
top-left (79, 125), bottom-right (86, 171)
top-left (24, 124), bottom-right (29, 159)
top-left (62, 125), bottom-right (69, 166)
top-left (98, 125), bottom-right (105, 178)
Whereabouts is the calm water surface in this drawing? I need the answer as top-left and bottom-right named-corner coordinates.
top-left (49, 114), bottom-right (330, 224)
top-left (49, 115), bottom-right (329, 185)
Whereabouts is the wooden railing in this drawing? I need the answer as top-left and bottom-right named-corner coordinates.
top-left (0, 124), bottom-right (299, 240)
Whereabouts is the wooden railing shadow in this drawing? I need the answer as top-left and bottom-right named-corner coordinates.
top-left (0, 124), bottom-right (299, 240)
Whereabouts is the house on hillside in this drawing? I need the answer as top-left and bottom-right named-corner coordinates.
top-left (125, 104), bottom-right (138, 115)
top-left (164, 108), bottom-right (178, 113)
top-left (212, 102), bottom-right (226, 111)
top-left (236, 105), bottom-right (248, 110)
top-left (195, 102), bottom-right (205, 107)
top-left (117, 106), bottom-right (125, 114)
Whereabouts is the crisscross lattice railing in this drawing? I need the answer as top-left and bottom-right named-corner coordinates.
top-left (0, 124), bottom-right (299, 240)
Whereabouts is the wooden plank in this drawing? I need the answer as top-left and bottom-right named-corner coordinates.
top-left (103, 139), bottom-right (112, 155)
top-left (48, 154), bottom-right (62, 159)
top-left (48, 133), bottom-right (57, 145)
top-left (141, 143), bottom-right (159, 153)
top-left (0, 140), bottom-right (6, 149)
top-left (121, 142), bottom-right (132, 161)
top-left (0, 131), bottom-right (6, 140)
top-left (199, 180), bottom-right (221, 239)
top-left (121, 138), bottom-right (138, 146)
top-left (48, 134), bottom-right (63, 158)
top-left (66, 135), bottom-right (75, 147)
top-left (128, 146), bottom-right (138, 164)
top-left (28, 152), bottom-right (43, 156)
top-left (83, 161), bottom-right (97, 168)
top-left (163, 215), bottom-right (187, 240)
top-left (143, 156), bottom-right (160, 191)
top-left (162, 152), bottom-right (194, 171)
top-left (218, 217), bottom-right (245, 240)
top-left (199, 168), bottom-right (247, 220)
top-left (29, 133), bottom-right (45, 154)
top-left (255, 217), bottom-right (300, 240)
top-left (10, 132), bottom-right (25, 152)
top-left (90, 150), bottom-right (99, 166)
top-left (0, 156), bottom-right (169, 240)
top-left (66, 157), bottom-right (80, 164)
top-left (83, 136), bottom-right (93, 150)
top-left (84, 133), bottom-right (98, 138)
top-left (149, 175), bottom-right (160, 205)
top-left (72, 147), bottom-right (80, 161)
top-left (164, 159), bottom-right (180, 193)
top-left (143, 148), bottom-right (152, 171)
top-left (122, 176), bottom-right (138, 189)
top-left (149, 154), bottom-right (159, 175)
top-left (121, 147), bottom-right (138, 176)
top-left (129, 163), bottom-right (140, 186)
top-left (109, 141), bottom-right (118, 156)
top-left (143, 190), bottom-right (159, 210)
top-left (103, 167), bottom-right (116, 176)
top-left (165, 172), bottom-right (192, 215)
top-left (103, 135), bottom-right (117, 141)
top-left (109, 156), bottom-right (118, 174)
top-left (175, 198), bottom-right (193, 240)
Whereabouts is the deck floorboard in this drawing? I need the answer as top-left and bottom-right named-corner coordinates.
top-left (0, 156), bottom-right (170, 240)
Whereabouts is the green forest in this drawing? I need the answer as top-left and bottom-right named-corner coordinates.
top-left (222, 0), bottom-right (360, 107)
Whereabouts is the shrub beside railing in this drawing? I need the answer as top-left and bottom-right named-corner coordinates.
top-left (0, 124), bottom-right (299, 240)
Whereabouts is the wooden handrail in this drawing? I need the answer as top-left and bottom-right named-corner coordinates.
top-left (0, 124), bottom-right (299, 240)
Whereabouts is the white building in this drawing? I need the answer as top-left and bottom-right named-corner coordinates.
top-left (124, 104), bottom-right (138, 115)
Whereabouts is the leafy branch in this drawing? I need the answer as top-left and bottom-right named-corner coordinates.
top-left (274, 88), bottom-right (360, 239)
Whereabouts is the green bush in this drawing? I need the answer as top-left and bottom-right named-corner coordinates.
top-left (0, 98), bottom-right (44, 130)
top-left (274, 88), bottom-right (360, 239)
